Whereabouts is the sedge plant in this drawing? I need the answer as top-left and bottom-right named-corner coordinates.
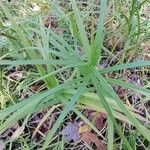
top-left (0, 0), bottom-right (150, 149)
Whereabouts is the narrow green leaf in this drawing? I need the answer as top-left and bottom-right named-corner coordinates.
top-left (0, 60), bottom-right (77, 66)
top-left (106, 78), bottom-right (150, 99)
top-left (70, 0), bottom-right (91, 63)
top-left (90, 0), bottom-right (107, 65)
top-left (99, 61), bottom-right (150, 74)
top-left (41, 76), bottom-right (90, 150)
top-left (108, 116), bottom-right (114, 150)
top-left (91, 70), bottom-right (132, 150)
top-left (96, 71), bottom-right (150, 142)
top-left (0, 78), bottom-right (83, 122)
top-left (0, 2), bottom-right (57, 88)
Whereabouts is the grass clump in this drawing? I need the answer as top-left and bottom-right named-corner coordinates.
top-left (0, 0), bottom-right (150, 149)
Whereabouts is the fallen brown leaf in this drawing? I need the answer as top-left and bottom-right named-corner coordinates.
top-left (81, 132), bottom-right (105, 150)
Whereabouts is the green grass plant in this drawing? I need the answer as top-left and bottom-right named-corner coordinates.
top-left (0, 0), bottom-right (150, 149)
